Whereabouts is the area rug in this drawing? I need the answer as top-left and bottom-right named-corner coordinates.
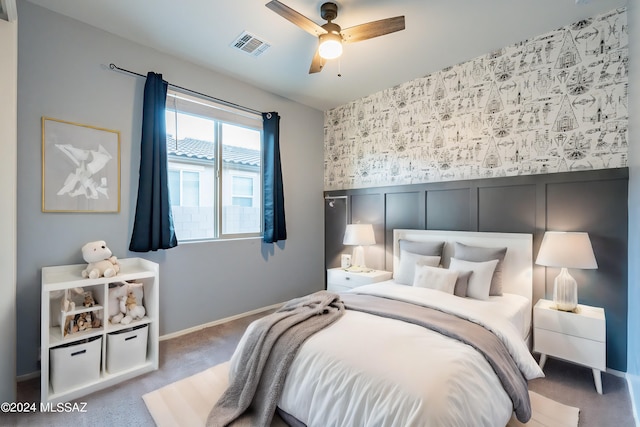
top-left (143, 362), bottom-right (579, 427)
top-left (507, 390), bottom-right (579, 427)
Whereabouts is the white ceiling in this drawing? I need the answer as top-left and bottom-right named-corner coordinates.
top-left (25, 0), bottom-right (628, 111)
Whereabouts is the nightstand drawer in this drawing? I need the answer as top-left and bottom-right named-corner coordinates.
top-left (327, 270), bottom-right (376, 287)
top-left (326, 268), bottom-right (393, 292)
top-left (534, 303), bottom-right (605, 342)
top-left (534, 328), bottom-right (606, 370)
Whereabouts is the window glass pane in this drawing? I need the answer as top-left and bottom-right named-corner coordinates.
top-left (182, 171), bottom-right (200, 207)
top-left (232, 176), bottom-right (253, 196)
top-left (168, 170), bottom-right (180, 206)
top-left (221, 123), bottom-right (261, 235)
top-left (166, 111), bottom-right (216, 240)
top-left (232, 197), bottom-right (252, 207)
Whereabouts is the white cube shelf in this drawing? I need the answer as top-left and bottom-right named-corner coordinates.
top-left (41, 257), bottom-right (159, 403)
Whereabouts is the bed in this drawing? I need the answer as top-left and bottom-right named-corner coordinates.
top-left (213, 230), bottom-right (544, 426)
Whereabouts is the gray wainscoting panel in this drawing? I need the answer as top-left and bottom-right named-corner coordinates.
top-left (325, 168), bottom-right (628, 371)
top-left (426, 188), bottom-right (471, 231)
top-left (385, 192), bottom-right (422, 270)
top-left (478, 185), bottom-right (536, 233)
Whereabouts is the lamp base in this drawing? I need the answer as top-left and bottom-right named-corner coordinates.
top-left (553, 267), bottom-right (578, 311)
top-left (351, 245), bottom-right (366, 270)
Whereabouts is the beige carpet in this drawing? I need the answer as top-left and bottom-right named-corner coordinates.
top-left (143, 362), bottom-right (579, 427)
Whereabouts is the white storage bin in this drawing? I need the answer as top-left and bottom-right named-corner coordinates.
top-left (50, 336), bottom-right (102, 393)
top-left (106, 324), bottom-right (148, 373)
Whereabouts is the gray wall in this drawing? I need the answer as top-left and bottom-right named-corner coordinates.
top-left (17, 1), bottom-right (325, 376)
top-left (325, 168), bottom-right (629, 372)
top-left (0, 12), bottom-right (17, 402)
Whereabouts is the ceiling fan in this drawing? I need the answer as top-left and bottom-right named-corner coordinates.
top-left (265, 0), bottom-right (405, 74)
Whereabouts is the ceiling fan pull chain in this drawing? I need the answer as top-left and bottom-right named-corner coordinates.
top-left (338, 58), bottom-right (342, 78)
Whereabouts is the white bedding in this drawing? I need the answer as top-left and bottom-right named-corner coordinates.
top-left (254, 282), bottom-right (543, 427)
top-left (372, 279), bottom-right (531, 340)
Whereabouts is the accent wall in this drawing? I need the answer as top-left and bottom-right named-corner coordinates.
top-left (324, 8), bottom-right (628, 191)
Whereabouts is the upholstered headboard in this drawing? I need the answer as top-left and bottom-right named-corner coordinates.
top-left (393, 229), bottom-right (533, 300)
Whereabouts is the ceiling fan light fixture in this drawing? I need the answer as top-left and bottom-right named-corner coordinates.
top-left (318, 32), bottom-right (343, 59)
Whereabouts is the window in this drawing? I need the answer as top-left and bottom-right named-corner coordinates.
top-left (168, 169), bottom-right (200, 207)
top-left (165, 90), bottom-right (262, 241)
top-left (231, 176), bottom-right (254, 207)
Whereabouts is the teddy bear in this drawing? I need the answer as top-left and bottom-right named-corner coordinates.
top-left (81, 291), bottom-right (102, 328)
top-left (108, 281), bottom-right (145, 324)
top-left (81, 240), bottom-right (120, 279)
top-left (83, 291), bottom-right (96, 307)
top-left (74, 312), bottom-right (92, 332)
top-left (108, 282), bottom-right (130, 324)
top-left (118, 287), bottom-right (146, 325)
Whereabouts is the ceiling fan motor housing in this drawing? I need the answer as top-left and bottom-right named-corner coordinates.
top-left (322, 22), bottom-right (341, 36)
top-left (320, 2), bottom-right (338, 22)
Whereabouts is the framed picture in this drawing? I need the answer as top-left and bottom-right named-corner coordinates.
top-left (42, 117), bottom-right (121, 213)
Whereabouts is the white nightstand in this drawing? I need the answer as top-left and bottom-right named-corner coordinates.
top-left (326, 268), bottom-right (392, 292)
top-left (533, 298), bottom-right (606, 394)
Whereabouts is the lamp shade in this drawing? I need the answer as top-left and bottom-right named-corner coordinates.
top-left (535, 231), bottom-right (597, 269)
top-left (343, 224), bottom-right (375, 246)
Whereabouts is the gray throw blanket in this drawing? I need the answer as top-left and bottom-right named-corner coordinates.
top-left (341, 292), bottom-right (532, 423)
top-left (206, 291), bottom-right (344, 427)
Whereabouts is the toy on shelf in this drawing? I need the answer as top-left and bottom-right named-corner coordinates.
top-left (119, 287), bottom-right (146, 325)
top-left (61, 289), bottom-right (102, 336)
top-left (109, 281), bottom-right (145, 325)
top-left (60, 287), bottom-right (84, 312)
top-left (81, 240), bottom-right (120, 279)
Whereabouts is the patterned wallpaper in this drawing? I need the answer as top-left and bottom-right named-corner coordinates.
top-left (324, 8), bottom-right (628, 191)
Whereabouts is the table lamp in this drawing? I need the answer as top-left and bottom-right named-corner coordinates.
top-left (343, 224), bottom-right (375, 272)
top-left (535, 231), bottom-right (598, 311)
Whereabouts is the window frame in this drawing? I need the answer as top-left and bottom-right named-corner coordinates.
top-left (165, 89), bottom-right (263, 242)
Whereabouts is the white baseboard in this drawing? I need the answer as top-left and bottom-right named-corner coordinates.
top-left (16, 370), bottom-right (39, 383)
top-left (627, 373), bottom-right (640, 427)
top-left (607, 367), bottom-right (627, 378)
top-left (159, 302), bottom-right (282, 341)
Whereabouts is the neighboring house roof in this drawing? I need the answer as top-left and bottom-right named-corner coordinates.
top-left (167, 136), bottom-right (260, 166)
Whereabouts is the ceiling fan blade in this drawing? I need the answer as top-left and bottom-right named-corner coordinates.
top-left (266, 0), bottom-right (327, 37)
top-left (341, 16), bottom-right (405, 43)
top-left (309, 49), bottom-right (324, 74)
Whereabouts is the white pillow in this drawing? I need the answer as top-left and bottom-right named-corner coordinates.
top-left (395, 250), bottom-right (441, 285)
top-left (413, 264), bottom-right (458, 294)
top-left (449, 257), bottom-right (499, 300)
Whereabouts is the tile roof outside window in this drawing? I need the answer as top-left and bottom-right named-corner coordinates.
top-left (166, 136), bottom-right (260, 166)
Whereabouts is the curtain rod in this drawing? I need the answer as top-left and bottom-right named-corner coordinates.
top-left (109, 63), bottom-right (264, 116)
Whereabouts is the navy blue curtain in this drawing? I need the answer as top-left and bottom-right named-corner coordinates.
top-left (262, 112), bottom-right (287, 243)
top-left (129, 72), bottom-right (178, 252)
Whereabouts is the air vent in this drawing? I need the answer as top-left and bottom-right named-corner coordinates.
top-left (230, 31), bottom-right (271, 57)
